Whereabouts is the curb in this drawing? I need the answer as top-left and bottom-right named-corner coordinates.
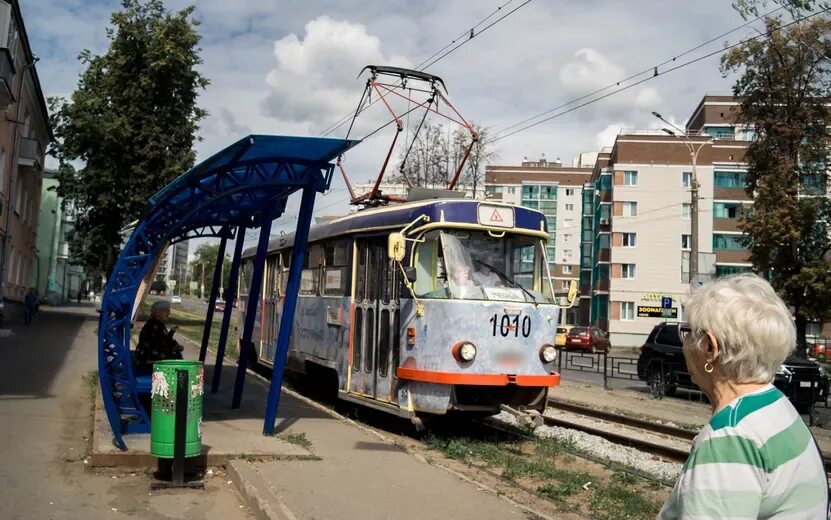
top-left (227, 459), bottom-right (298, 520)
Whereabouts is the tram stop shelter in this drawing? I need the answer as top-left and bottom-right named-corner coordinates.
top-left (98, 135), bottom-right (358, 450)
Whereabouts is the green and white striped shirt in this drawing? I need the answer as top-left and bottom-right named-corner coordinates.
top-left (659, 384), bottom-right (828, 519)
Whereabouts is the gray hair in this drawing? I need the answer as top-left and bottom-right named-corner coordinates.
top-left (151, 300), bottom-right (171, 318)
top-left (685, 273), bottom-right (795, 383)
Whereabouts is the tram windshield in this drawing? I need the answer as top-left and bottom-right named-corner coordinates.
top-left (413, 230), bottom-right (555, 304)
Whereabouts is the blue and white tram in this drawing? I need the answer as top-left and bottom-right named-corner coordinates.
top-left (239, 199), bottom-right (561, 421)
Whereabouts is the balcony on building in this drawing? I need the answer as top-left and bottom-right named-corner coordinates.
top-left (593, 278), bottom-right (610, 292)
top-left (0, 47), bottom-right (14, 108)
top-left (19, 137), bottom-right (42, 169)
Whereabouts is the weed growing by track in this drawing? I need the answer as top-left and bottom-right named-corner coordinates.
top-left (425, 433), bottom-right (663, 520)
top-left (278, 432), bottom-right (313, 450)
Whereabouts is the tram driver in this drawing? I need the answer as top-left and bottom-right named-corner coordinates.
top-left (473, 254), bottom-right (502, 288)
top-left (134, 300), bottom-right (184, 370)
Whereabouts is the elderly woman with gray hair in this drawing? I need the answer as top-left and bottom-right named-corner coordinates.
top-left (659, 274), bottom-right (828, 519)
top-left (135, 300), bottom-right (183, 369)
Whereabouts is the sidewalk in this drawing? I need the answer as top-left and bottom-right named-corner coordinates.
top-left (97, 333), bottom-right (535, 520)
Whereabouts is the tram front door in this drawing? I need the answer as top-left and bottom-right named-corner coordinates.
top-left (351, 237), bottom-right (400, 402)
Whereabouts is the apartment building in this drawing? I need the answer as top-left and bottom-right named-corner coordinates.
top-left (579, 96), bottom-right (756, 345)
top-left (484, 157), bottom-right (593, 318)
top-left (155, 241), bottom-right (189, 292)
top-left (0, 1), bottom-right (50, 302)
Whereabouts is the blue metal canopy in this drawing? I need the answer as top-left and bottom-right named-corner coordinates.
top-left (98, 134), bottom-right (359, 450)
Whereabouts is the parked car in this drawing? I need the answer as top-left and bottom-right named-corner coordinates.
top-left (637, 322), bottom-right (830, 410)
top-left (214, 301), bottom-right (225, 312)
top-left (555, 325), bottom-right (575, 347)
top-left (564, 326), bottom-right (611, 354)
top-left (171, 295), bottom-right (182, 304)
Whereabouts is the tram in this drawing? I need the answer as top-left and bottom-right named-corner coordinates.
top-left (238, 196), bottom-right (562, 424)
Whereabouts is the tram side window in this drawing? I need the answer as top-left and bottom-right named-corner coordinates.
top-left (239, 260), bottom-right (254, 296)
top-left (414, 232), bottom-right (444, 296)
top-left (279, 250), bottom-right (290, 295)
top-left (323, 240), bottom-right (349, 296)
top-left (300, 244), bottom-right (322, 295)
top-left (266, 256), bottom-right (279, 298)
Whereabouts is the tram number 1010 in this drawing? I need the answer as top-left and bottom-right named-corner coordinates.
top-left (489, 314), bottom-right (532, 338)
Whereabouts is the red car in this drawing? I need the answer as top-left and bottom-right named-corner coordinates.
top-left (564, 326), bottom-right (611, 354)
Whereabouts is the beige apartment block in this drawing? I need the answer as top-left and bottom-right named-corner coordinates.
top-left (0, 1), bottom-right (51, 302)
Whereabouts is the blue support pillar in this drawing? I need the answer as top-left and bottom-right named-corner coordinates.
top-left (211, 224), bottom-right (247, 394)
top-left (199, 235), bottom-right (228, 362)
top-left (231, 207), bottom-right (275, 409)
top-left (263, 185), bottom-right (317, 434)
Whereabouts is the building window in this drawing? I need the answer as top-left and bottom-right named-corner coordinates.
top-left (564, 218), bottom-right (574, 228)
top-left (565, 188), bottom-right (575, 196)
top-left (620, 302), bottom-right (635, 321)
top-left (563, 249), bottom-right (572, 258)
top-left (622, 233), bottom-right (636, 247)
top-left (682, 234), bottom-right (691, 250)
top-left (622, 264), bottom-right (636, 279)
top-left (565, 203), bottom-right (574, 211)
top-left (713, 234), bottom-right (747, 251)
top-left (508, 187), bottom-right (516, 194)
top-left (714, 171), bottom-right (748, 188)
top-left (563, 265), bottom-right (572, 274)
top-left (713, 202), bottom-right (740, 219)
top-left (561, 280), bottom-right (570, 290)
top-left (705, 126), bottom-right (735, 139)
top-left (682, 203), bottom-right (691, 219)
top-left (623, 171), bottom-right (638, 186)
top-left (682, 171), bottom-right (692, 188)
top-left (564, 233), bottom-right (572, 242)
top-left (622, 202), bottom-right (637, 217)
top-left (716, 265), bottom-right (752, 277)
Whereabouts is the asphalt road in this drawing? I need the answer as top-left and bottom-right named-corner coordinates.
top-left (0, 303), bottom-right (250, 519)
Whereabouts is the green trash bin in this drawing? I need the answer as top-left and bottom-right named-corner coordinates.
top-left (150, 360), bottom-right (204, 458)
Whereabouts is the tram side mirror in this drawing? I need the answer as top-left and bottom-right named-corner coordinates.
top-left (388, 232), bottom-right (406, 262)
top-left (404, 266), bottom-right (417, 284)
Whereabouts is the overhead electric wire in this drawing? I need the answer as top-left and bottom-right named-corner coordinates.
top-left (319, 0), bottom-right (533, 138)
top-left (494, 5), bottom-right (786, 138)
top-left (493, 7), bottom-right (829, 143)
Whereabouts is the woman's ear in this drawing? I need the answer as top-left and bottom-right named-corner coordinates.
top-left (705, 331), bottom-right (720, 362)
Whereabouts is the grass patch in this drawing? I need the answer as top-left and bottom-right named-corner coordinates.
top-left (278, 432), bottom-right (312, 450)
top-left (424, 433), bottom-right (663, 517)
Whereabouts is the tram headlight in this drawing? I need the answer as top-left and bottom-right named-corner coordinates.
top-left (540, 344), bottom-right (557, 363)
top-left (452, 341), bottom-right (477, 362)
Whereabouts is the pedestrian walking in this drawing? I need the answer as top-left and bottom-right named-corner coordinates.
top-left (76, 290), bottom-right (82, 304)
top-left (23, 287), bottom-right (37, 325)
top-left (659, 274), bottom-right (828, 519)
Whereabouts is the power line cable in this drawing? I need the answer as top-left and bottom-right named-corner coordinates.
top-left (493, 7), bottom-right (829, 143)
top-left (320, 0), bottom-right (533, 138)
top-left (494, 5), bottom-right (786, 137)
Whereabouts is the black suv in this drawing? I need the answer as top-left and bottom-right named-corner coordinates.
top-left (636, 322), bottom-right (830, 410)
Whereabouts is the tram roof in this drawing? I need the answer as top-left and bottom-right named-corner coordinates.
top-left (244, 199), bottom-right (548, 257)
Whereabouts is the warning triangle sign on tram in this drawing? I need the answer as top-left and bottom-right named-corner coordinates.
top-left (489, 209), bottom-right (504, 223)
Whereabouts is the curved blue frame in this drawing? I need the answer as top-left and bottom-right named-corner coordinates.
top-left (98, 135), bottom-right (358, 450)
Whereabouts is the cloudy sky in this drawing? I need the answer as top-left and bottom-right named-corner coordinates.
top-left (20, 0), bottom-right (774, 246)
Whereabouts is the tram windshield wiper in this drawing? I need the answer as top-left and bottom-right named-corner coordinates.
top-left (476, 261), bottom-right (537, 304)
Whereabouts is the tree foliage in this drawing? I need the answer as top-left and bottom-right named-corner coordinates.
top-left (188, 242), bottom-right (232, 299)
top-left (49, 0), bottom-right (208, 279)
top-left (721, 15), bottom-right (831, 349)
top-left (394, 122), bottom-right (497, 198)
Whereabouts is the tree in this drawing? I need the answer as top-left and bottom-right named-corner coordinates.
top-left (49, 0), bottom-right (209, 280)
top-left (721, 15), bottom-right (831, 352)
top-left (189, 242), bottom-right (231, 299)
top-left (150, 279), bottom-right (167, 293)
top-left (394, 122), bottom-right (497, 198)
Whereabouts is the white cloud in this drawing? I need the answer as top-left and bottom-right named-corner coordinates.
top-left (262, 16), bottom-right (411, 130)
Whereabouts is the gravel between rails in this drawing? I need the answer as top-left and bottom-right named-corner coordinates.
top-left (493, 411), bottom-right (684, 482)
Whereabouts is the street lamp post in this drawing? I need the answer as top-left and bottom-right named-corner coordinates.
top-left (652, 112), bottom-right (712, 286)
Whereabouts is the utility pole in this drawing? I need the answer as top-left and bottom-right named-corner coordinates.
top-left (652, 112), bottom-right (712, 286)
top-left (199, 261), bottom-right (205, 300)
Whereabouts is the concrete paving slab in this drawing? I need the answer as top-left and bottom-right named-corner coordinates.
top-left (91, 374), bottom-right (315, 467)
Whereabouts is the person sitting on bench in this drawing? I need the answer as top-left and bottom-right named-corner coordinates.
top-left (135, 300), bottom-right (183, 369)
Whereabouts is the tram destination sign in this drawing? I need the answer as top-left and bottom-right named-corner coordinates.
top-left (637, 305), bottom-right (678, 318)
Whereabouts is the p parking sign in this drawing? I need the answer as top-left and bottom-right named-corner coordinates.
top-left (661, 297), bottom-right (672, 309)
